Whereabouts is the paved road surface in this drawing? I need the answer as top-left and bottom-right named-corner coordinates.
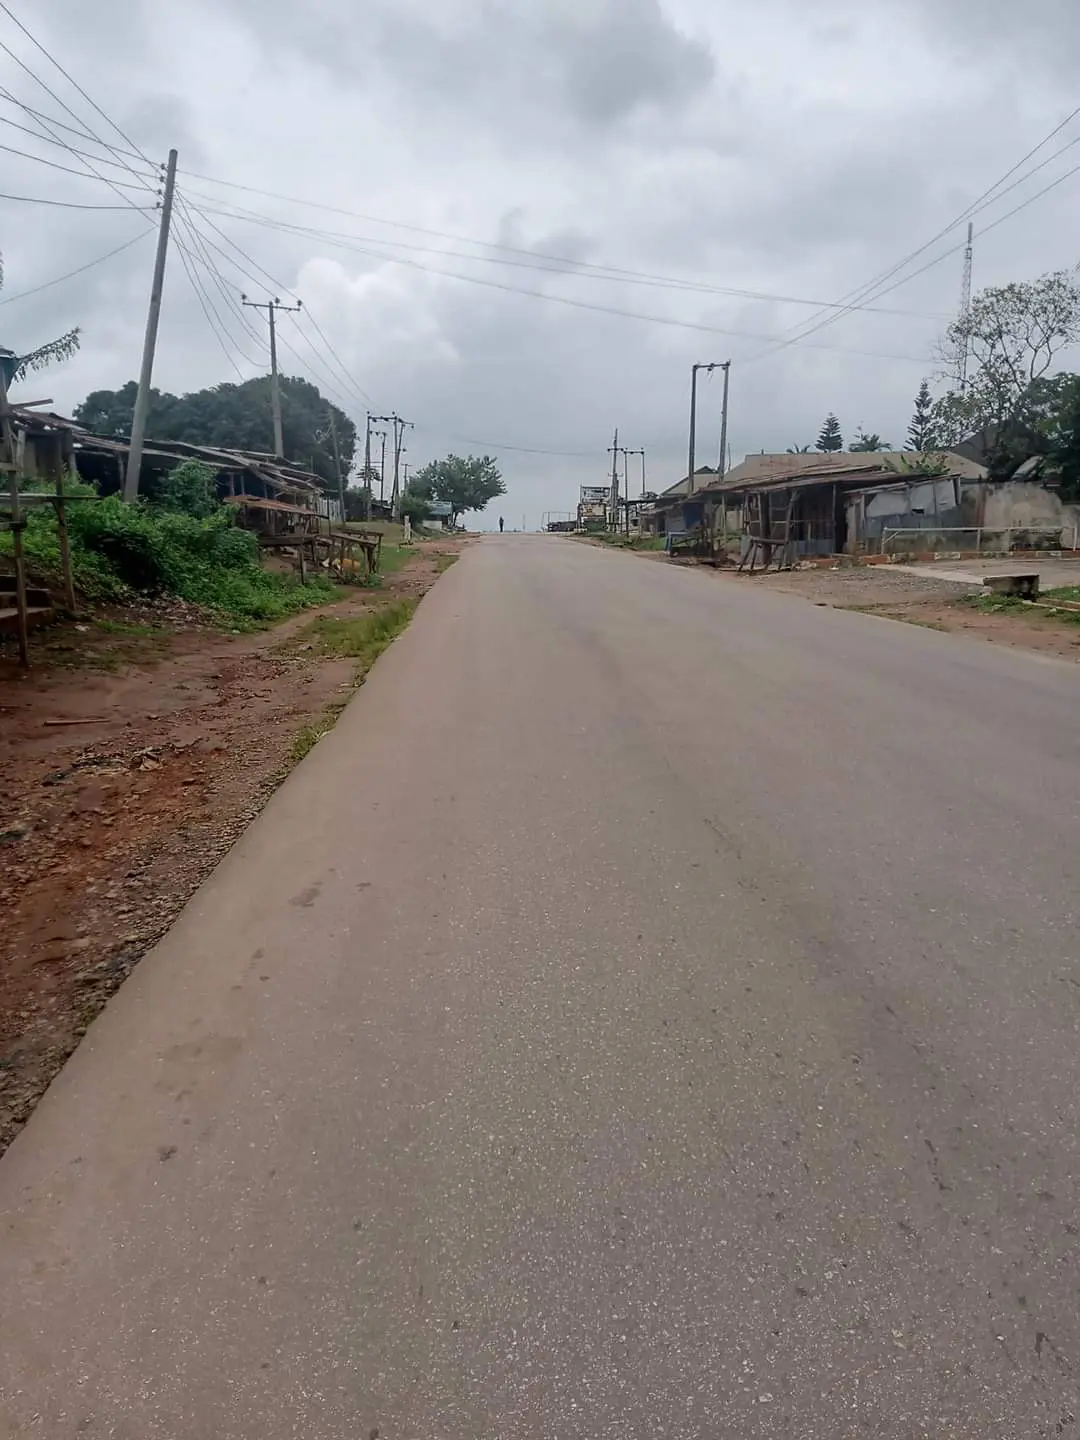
top-left (2, 538), bottom-right (1079, 1438)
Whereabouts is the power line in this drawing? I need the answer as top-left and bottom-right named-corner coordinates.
top-left (189, 201), bottom-right (933, 362)
top-left (177, 187), bottom-right (377, 408)
top-left (750, 104), bottom-right (1080, 361)
top-left (179, 179), bottom-right (942, 318)
top-left (0, 2), bottom-right (153, 166)
top-left (0, 103), bottom-right (154, 171)
top-left (744, 153), bottom-right (1080, 368)
top-left (0, 230), bottom-right (152, 305)
top-left (0, 189), bottom-right (153, 209)
top-left (172, 236), bottom-right (253, 381)
top-left (297, 308), bottom-right (374, 407)
top-left (0, 137), bottom-right (155, 185)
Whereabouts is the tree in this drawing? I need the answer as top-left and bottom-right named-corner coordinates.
top-left (409, 453), bottom-right (505, 527)
top-left (815, 414), bottom-right (843, 452)
top-left (1, 254), bottom-right (81, 384)
top-left (850, 430), bottom-right (889, 452)
top-left (73, 375), bottom-right (356, 489)
top-left (399, 487), bottom-right (432, 526)
top-left (786, 443), bottom-right (811, 454)
top-left (906, 379), bottom-right (934, 451)
top-left (931, 271), bottom-right (1080, 476)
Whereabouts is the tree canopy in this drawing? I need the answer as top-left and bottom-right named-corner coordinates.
top-left (72, 376), bottom-right (356, 488)
top-left (850, 430), bottom-right (889, 452)
top-left (815, 414), bottom-right (843, 452)
top-left (408, 453), bottom-right (505, 526)
top-left (929, 271), bottom-right (1080, 475)
top-left (906, 379), bottom-right (934, 451)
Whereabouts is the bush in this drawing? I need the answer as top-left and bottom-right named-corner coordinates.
top-left (2, 488), bottom-right (338, 623)
top-left (155, 459), bottom-right (219, 518)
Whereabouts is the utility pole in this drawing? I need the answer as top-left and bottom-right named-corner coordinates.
top-left (717, 361), bottom-right (731, 480)
top-left (327, 410), bottom-right (344, 524)
top-left (125, 148), bottom-right (177, 501)
top-left (607, 427), bottom-right (620, 531)
top-left (688, 362), bottom-right (724, 497)
top-left (374, 430), bottom-right (387, 503)
top-left (363, 412), bottom-right (373, 519)
top-left (626, 447), bottom-right (646, 496)
top-left (392, 415), bottom-right (412, 516)
top-left (243, 294), bottom-right (302, 457)
top-left (370, 413), bottom-right (412, 516)
top-left (958, 222), bottom-right (974, 393)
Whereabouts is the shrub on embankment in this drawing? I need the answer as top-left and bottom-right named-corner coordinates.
top-left (1, 462), bottom-right (337, 623)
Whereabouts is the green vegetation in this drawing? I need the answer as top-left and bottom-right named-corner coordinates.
top-left (434, 552), bottom-right (458, 572)
top-left (304, 599), bottom-right (417, 667)
top-left (290, 703), bottom-right (348, 763)
top-left (0, 461), bottom-right (339, 624)
top-left (72, 376), bottom-right (356, 489)
top-left (407, 453), bottom-right (505, 527)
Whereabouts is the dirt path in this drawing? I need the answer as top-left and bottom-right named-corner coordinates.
top-left (0, 541), bottom-right (463, 1154)
top-left (740, 563), bottom-right (1080, 660)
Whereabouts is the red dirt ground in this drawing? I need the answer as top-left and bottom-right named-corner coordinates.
top-left (0, 541), bottom-right (462, 1154)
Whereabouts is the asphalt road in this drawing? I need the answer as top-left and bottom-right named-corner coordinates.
top-left (2, 537), bottom-right (1079, 1439)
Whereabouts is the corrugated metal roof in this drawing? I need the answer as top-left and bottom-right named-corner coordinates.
top-left (703, 450), bottom-right (986, 494)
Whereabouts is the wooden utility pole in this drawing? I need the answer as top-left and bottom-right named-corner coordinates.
top-left (243, 295), bottom-right (302, 457)
top-left (125, 148), bottom-right (177, 501)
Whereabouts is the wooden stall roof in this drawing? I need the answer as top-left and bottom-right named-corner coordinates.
top-left (222, 495), bottom-right (312, 517)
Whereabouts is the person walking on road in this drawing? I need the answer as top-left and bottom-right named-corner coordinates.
top-left (499, 516), bottom-right (505, 533)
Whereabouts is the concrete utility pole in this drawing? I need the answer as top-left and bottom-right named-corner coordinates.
top-left (607, 427), bottom-right (620, 529)
top-left (243, 294), bottom-right (302, 457)
top-left (391, 415), bottom-right (412, 516)
top-left (687, 362), bottom-right (724, 497)
top-left (373, 430), bottom-right (387, 503)
top-left (717, 361), bottom-right (731, 481)
top-left (327, 410), bottom-right (344, 523)
top-left (125, 148), bottom-right (177, 501)
top-left (370, 413), bottom-right (412, 516)
top-left (626, 447), bottom-right (646, 497)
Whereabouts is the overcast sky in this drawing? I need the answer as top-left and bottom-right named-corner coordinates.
top-left (2, 0), bottom-right (1079, 527)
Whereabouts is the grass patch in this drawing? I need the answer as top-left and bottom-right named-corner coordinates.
top-left (434, 553), bottom-right (458, 572)
top-left (1042, 585), bottom-right (1080, 604)
top-left (304, 598), bottom-right (418, 669)
top-left (290, 702), bottom-right (347, 762)
top-left (94, 619), bottom-right (167, 637)
top-left (289, 600), bottom-right (418, 762)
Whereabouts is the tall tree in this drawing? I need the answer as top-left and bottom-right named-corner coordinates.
top-left (850, 430), bottom-right (889, 452)
top-left (73, 376), bottom-right (356, 488)
top-left (906, 379), bottom-right (934, 451)
top-left (409, 454), bottom-right (505, 527)
top-left (815, 413), bottom-right (843, 452)
top-left (930, 271), bottom-right (1080, 475)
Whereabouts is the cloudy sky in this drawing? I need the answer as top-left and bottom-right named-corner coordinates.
top-left (2, 0), bottom-right (1079, 526)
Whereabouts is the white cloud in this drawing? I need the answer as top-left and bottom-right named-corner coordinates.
top-left (2, 0), bottom-right (1078, 525)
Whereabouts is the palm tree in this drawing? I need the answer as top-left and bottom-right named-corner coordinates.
top-left (786, 443), bottom-right (811, 454)
top-left (850, 430), bottom-right (889, 453)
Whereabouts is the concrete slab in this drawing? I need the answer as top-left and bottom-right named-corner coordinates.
top-left (892, 557), bottom-right (1080, 590)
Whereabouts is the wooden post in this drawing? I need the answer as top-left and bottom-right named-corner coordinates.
top-left (54, 449), bottom-right (76, 613)
top-left (0, 366), bottom-right (29, 666)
